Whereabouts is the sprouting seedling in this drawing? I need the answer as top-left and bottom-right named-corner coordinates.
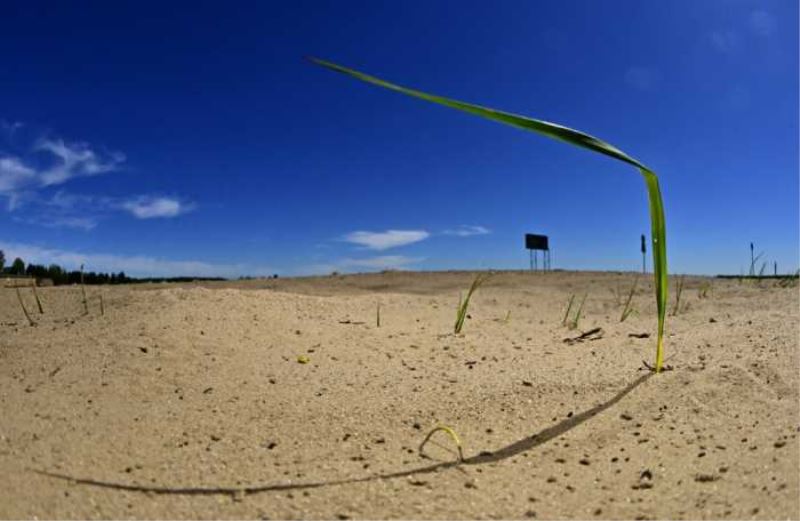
top-left (376, 302), bottom-right (381, 328)
top-left (16, 288), bottom-right (35, 326)
top-left (454, 273), bottom-right (490, 334)
top-left (31, 278), bottom-right (44, 314)
top-left (503, 310), bottom-right (511, 324)
top-left (419, 425), bottom-right (464, 463)
top-left (671, 275), bottom-right (685, 316)
top-left (698, 281), bottom-right (711, 299)
top-left (312, 58), bottom-right (669, 372)
top-left (99, 293), bottom-right (105, 316)
top-left (620, 277), bottom-right (639, 322)
top-left (562, 294), bottom-right (576, 326)
top-left (79, 264), bottom-right (89, 315)
top-left (567, 293), bottom-right (588, 330)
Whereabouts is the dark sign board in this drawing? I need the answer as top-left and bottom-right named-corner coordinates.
top-left (525, 234), bottom-right (549, 251)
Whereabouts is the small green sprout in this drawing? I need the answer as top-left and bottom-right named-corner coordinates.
top-left (562, 294), bottom-right (576, 326)
top-left (16, 288), bottom-right (34, 326)
top-left (31, 279), bottom-right (44, 314)
top-left (79, 264), bottom-right (89, 315)
top-left (671, 275), bottom-right (685, 316)
top-left (454, 273), bottom-right (490, 334)
top-left (563, 293), bottom-right (587, 330)
top-left (620, 277), bottom-right (638, 322)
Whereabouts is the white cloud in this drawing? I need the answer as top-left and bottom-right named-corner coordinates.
top-left (0, 137), bottom-right (124, 200)
top-left (0, 157), bottom-right (37, 194)
top-left (750, 10), bottom-right (775, 37)
top-left (121, 196), bottom-right (193, 219)
top-left (624, 67), bottom-right (661, 91)
top-left (343, 229), bottom-right (430, 250)
top-left (35, 139), bottom-right (125, 186)
top-left (14, 214), bottom-right (99, 231)
top-left (0, 241), bottom-right (275, 278)
top-left (343, 255), bottom-right (422, 269)
top-left (443, 225), bottom-right (490, 237)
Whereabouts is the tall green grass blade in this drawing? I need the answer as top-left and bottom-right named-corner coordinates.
top-left (311, 58), bottom-right (669, 372)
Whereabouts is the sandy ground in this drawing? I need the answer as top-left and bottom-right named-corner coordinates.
top-left (0, 270), bottom-right (797, 520)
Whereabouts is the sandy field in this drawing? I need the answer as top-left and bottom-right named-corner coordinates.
top-left (0, 270), bottom-right (797, 520)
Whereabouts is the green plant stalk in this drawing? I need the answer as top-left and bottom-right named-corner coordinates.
top-left (100, 293), bottom-right (105, 316)
top-left (620, 277), bottom-right (638, 322)
top-left (16, 288), bottom-right (34, 326)
top-left (454, 273), bottom-right (488, 334)
top-left (562, 294), bottom-right (575, 326)
top-left (419, 425), bottom-right (464, 462)
top-left (572, 293), bottom-right (587, 330)
top-left (311, 58), bottom-right (669, 372)
top-left (671, 275), bottom-right (685, 316)
top-left (80, 264), bottom-right (89, 315)
top-left (376, 302), bottom-right (380, 328)
top-left (31, 279), bottom-right (44, 314)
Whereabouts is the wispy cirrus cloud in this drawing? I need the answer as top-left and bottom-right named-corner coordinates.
top-left (0, 139), bottom-right (125, 204)
top-left (343, 229), bottom-right (430, 250)
top-left (0, 125), bottom-right (194, 228)
top-left (443, 225), bottom-right (490, 237)
top-left (0, 241), bottom-right (275, 279)
top-left (121, 196), bottom-right (194, 219)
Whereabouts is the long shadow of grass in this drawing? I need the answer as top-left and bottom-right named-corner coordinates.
top-left (36, 372), bottom-right (653, 496)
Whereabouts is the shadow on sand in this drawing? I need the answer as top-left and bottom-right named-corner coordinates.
top-left (36, 372), bottom-right (654, 497)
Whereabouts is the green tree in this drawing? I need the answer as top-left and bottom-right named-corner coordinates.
top-left (10, 257), bottom-right (25, 275)
top-left (0, 250), bottom-right (5, 272)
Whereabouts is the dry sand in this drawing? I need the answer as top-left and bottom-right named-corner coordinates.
top-left (0, 271), bottom-right (797, 520)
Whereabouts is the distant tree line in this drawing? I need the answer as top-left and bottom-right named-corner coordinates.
top-left (0, 250), bottom-right (224, 285)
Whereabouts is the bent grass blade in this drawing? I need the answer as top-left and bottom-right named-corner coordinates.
top-left (419, 425), bottom-right (464, 462)
top-left (311, 58), bottom-right (669, 372)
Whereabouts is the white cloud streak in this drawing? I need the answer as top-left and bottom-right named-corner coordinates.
top-left (0, 128), bottom-right (193, 227)
top-left (343, 229), bottom-right (430, 250)
top-left (121, 196), bottom-right (193, 219)
top-left (0, 241), bottom-right (275, 279)
top-left (443, 225), bottom-right (490, 237)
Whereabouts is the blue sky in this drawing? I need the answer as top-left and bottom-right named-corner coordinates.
top-left (0, 0), bottom-right (797, 277)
